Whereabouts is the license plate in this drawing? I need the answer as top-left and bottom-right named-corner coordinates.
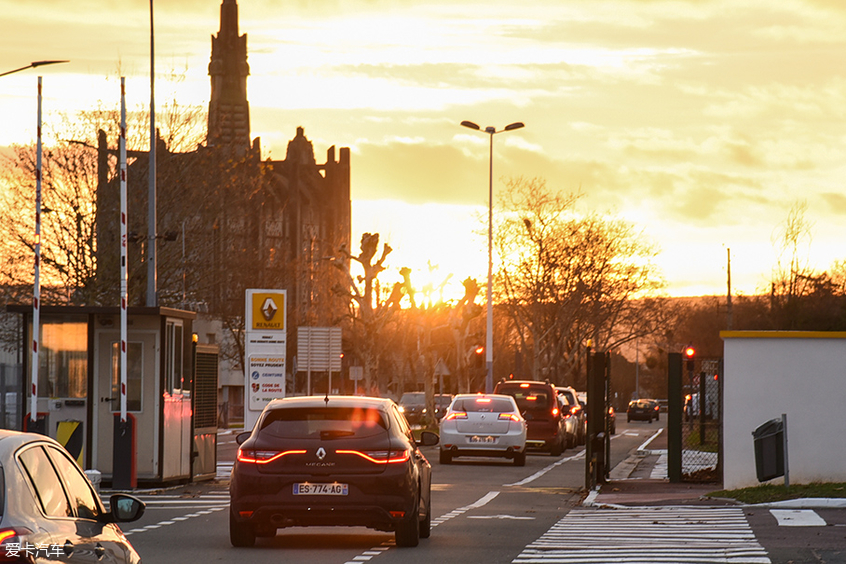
top-left (293, 483), bottom-right (348, 496)
top-left (469, 435), bottom-right (496, 444)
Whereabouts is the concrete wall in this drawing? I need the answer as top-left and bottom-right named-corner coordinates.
top-left (722, 331), bottom-right (846, 490)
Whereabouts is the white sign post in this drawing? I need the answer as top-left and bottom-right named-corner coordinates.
top-left (244, 289), bottom-right (287, 431)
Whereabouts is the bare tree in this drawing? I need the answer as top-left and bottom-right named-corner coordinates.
top-left (332, 233), bottom-right (405, 395)
top-left (495, 177), bottom-right (668, 386)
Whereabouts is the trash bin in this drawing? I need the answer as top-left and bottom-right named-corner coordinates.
top-left (84, 469), bottom-right (102, 494)
top-left (752, 418), bottom-right (784, 482)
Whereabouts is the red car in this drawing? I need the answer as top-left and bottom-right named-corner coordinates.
top-left (493, 380), bottom-right (567, 456)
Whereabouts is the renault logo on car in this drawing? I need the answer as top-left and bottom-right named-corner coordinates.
top-left (316, 447), bottom-right (326, 460)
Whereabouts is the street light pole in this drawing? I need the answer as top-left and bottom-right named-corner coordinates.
top-left (460, 120), bottom-right (524, 393)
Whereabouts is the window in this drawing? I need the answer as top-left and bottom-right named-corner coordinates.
top-left (259, 407), bottom-right (387, 439)
top-left (165, 321), bottom-right (185, 395)
top-left (111, 341), bottom-right (143, 411)
top-left (18, 446), bottom-right (71, 518)
top-left (33, 317), bottom-right (87, 399)
top-left (45, 446), bottom-right (100, 520)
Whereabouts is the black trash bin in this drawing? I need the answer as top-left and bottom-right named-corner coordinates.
top-left (752, 418), bottom-right (784, 482)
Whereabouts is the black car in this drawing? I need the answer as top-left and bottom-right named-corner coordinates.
top-left (0, 430), bottom-right (145, 563)
top-left (398, 392), bottom-right (426, 425)
top-left (627, 399), bottom-right (660, 422)
top-left (230, 396), bottom-right (439, 548)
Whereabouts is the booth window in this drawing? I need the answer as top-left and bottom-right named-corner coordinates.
top-left (165, 320), bottom-right (185, 395)
top-left (33, 317), bottom-right (87, 399)
top-left (110, 342), bottom-right (142, 411)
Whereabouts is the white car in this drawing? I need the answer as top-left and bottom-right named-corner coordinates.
top-left (438, 394), bottom-right (528, 466)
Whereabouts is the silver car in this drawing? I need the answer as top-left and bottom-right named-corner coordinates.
top-left (0, 430), bottom-right (145, 563)
top-left (438, 394), bottom-right (527, 466)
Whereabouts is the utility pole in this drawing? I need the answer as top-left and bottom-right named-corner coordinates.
top-left (726, 248), bottom-right (733, 330)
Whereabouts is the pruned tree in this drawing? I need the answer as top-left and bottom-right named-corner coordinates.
top-left (332, 233), bottom-right (405, 395)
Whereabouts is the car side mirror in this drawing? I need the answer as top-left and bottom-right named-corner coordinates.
top-left (236, 431), bottom-right (251, 445)
top-left (417, 430), bottom-right (440, 447)
top-left (108, 494), bottom-right (145, 523)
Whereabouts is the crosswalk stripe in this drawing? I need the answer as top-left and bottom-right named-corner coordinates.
top-left (513, 507), bottom-right (771, 564)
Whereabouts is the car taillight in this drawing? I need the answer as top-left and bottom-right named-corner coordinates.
top-left (336, 449), bottom-right (411, 464)
top-left (498, 413), bottom-right (520, 422)
top-left (570, 406), bottom-right (580, 415)
top-left (0, 528), bottom-right (34, 563)
top-left (551, 407), bottom-right (559, 416)
top-left (444, 412), bottom-right (467, 421)
top-left (237, 449), bottom-right (307, 464)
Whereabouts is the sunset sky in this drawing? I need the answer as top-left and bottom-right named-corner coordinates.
top-left (2, 0), bottom-right (845, 299)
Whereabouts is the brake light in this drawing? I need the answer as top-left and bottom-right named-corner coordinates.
top-left (0, 527), bottom-right (34, 559)
top-left (498, 413), bottom-right (520, 422)
top-left (552, 407), bottom-right (559, 416)
top-left (570, 406), bottom-right (580, 415)
top-left (519, 383), bottom-right (530, 388)
top-left (237, 449), bottom-right (307, 464)
top-left (475, 398), bottom-right (492, 404)
top-left (526, 396), bottom-right (538, 401)
top-left (336, 449), bottom-right (411, 464)
top-left (445, 412), bottom-right (467, 421)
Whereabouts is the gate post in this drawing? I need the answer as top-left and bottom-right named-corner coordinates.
top-left (668, 352), bottom-right (682, 483)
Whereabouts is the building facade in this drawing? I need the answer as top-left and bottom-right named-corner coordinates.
top-left (95, 0), bottom-right (351, 422)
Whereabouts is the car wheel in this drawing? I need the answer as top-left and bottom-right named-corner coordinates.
top-left (419, 495), bottom-right (431, 539)
top-left (229, 510), bottom-right (256, 547)
top-left (550, 438), bottom-right (563, 457)
top-left (439, 449), bottom-right (452, 464)
top-left (395, 494), bottom-right (421, 547)
top-left (513, 451), bottom-right (526, 466)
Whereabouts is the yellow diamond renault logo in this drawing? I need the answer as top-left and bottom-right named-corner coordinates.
top-left (261, 298), bottom-right (278, 321)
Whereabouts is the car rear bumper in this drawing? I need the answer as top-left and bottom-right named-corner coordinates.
top-left (230, 467), bottom-right (419, 532)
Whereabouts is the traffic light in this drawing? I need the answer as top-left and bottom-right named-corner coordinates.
top-left (684, 346), bottom-right (695, 371)
top-left (474, 346), bottom-right (484, 369)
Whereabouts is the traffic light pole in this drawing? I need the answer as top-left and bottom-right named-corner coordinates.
top-left (668, 352), bottom-right (683, 483)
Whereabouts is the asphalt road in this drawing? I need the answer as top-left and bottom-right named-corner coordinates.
top-left (118, 421), bottom-right (846, 564)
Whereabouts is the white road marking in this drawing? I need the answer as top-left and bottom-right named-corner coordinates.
top-left (770, 509), bottom-right (827, 527)
top-left (467, 514), bottom-right (535, 520)
top-left (505, 451), bottom-right (586, 487)
top-left (513, 506), bottom-right (771, 563)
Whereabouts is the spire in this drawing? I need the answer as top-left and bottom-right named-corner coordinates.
top-left (208, 0), bottom-right (250, 150)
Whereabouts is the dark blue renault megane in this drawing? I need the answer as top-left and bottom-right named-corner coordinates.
top-left (229, 396), bottom-right (438, 548)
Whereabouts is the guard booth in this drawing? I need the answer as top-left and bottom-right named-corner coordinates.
top-left (7, 304), bottom-right (216, 486)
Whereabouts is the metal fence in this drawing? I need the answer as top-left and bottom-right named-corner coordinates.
top-left (678, 357), bottom-right (722, 482)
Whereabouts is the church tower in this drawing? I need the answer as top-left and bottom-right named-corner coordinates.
top-left (208, 0), bottom-right (250, 149)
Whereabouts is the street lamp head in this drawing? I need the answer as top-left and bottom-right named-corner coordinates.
top-left (0, 60), bottom-right (69, 78)
top-left (504, 122), bottom-right (525, 131)
top-left (460, 120), bottom-right (480, 131)
top-left (484, 126), bottom-right (496, 134)
top-left (30, 60), bottom-right (70, 69)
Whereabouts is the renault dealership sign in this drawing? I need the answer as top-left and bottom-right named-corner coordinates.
top-left (244, 289), bottom-right (287, 431)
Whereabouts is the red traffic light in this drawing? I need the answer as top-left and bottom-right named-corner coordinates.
top-left (684, 346), bottom-right (695, 358)
top-left (475, 346), bottom-right (484, 355)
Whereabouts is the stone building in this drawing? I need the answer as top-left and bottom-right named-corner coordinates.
top-left (95, 0), bottom-right (351, 421)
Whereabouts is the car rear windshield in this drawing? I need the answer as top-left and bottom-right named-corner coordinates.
top-left (399, 393), bottom-right (425, 406)
top-left (497, 387), bottom-right (553, 411)
top-left (259, 407), bottom-right (388, 439)
top-left (451, 397), bottom-right (514, 413)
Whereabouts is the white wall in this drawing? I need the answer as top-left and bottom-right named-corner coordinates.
top-left (723, 332), bottom-right (846, 490)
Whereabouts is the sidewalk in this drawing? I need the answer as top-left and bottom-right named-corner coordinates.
top-left (584, 427), bottom-right (846, 509)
